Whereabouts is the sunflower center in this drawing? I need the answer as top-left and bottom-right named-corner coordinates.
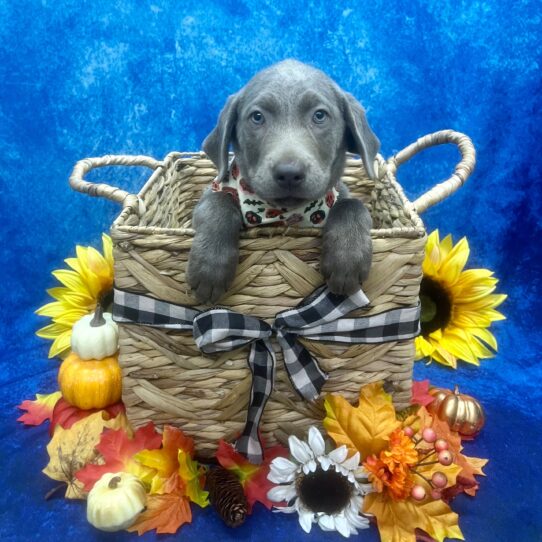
top-left (419, 277), bottom-right (452, 335)
top-left (296, 467), bottom-right (353, 515)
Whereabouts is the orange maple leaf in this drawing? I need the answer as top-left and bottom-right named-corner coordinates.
top-left (135, 425), bottom-right (195, 493)
top-left (127, 491), bottom-right (192, 535)
top-left (135, 425), bottom-right (208, 507)
top-left (17, 392), bottom-right (62, 426)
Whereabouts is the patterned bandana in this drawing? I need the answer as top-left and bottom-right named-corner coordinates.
top-left (211, 159), bottom-right (339, 228)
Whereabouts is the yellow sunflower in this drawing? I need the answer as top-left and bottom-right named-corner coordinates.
top-left (415, 230), bottom-right (506, 368)
top-left (36, 234), bottom-right (114, 358)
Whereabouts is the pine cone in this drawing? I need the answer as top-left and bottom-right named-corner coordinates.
top-left (207, 466), bottom-right (248, 527)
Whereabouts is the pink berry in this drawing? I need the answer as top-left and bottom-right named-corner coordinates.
top-left (422, 427), bottom-right (437, 443)
top-left (411, 485), bottom-right (426, 501)
top-left (431, 488), bottom-right (442, 500)
top-left (432, 471), bottom-right (448, 488)
top-left (438, 450), bottom-right (453, 466)
top-left (434, 438), bottom-right (449, 452)
top-left (403, 426), bottom-right (414, 437)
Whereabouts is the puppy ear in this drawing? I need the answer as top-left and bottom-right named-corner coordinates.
top-left (342, 92), bottom-right (380, 179)
top-left (203, 93), bottom-right (240, 181)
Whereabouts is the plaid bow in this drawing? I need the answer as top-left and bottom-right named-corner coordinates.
top-left (113, 285), bottom-right (420, 464)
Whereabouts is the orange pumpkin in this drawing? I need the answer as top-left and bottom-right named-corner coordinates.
top-left (428, 386), bottom-right (485, 438)
top-left (58, 352), bottom-right (122, 410)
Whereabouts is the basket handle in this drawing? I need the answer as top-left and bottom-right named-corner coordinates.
top-left (69, 154), bottom-right (162, 217)
top-left (386, 130), bottom-right (476, 214)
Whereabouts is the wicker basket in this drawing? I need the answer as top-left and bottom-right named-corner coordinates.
top-left (69, 130), bottom-right (475, 458)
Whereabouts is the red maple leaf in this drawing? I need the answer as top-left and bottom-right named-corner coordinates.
top-left (76, 423), bottom-right (162, 491)
top-left (49, 398), bottom-right (125, 436)
top-left (441, 474), bottom-right (480, 502)
top-left (216, 439), bottom-right (288, 512)
top-left (411, 380), bottom-right (435, 407)
top-left (17, 392), bottom-right (61, 426)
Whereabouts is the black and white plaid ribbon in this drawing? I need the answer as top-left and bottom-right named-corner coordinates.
top-left (113, 285), bottom-right (420, 463)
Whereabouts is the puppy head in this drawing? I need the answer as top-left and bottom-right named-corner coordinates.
top-left (203, 60), bottom-right (380, 207)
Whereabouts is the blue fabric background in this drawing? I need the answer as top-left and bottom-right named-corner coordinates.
top-left (1, 1), bottom-right (541, 540)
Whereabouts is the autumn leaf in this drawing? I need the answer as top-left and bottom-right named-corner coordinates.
top-left (323, 382), bottom-right (400, 458)
top-left (75, 423), bottom-right (162, 491)
top-left (17, 391), bottom-right (62, 426)
top-left (135, 425), bottom-right (207, 507)
top-left (364, 492), bottom-right (464, 542)
top-left (178, 449), bottom-right (209, 507)
top-left (127, 491), bottom-right (192, 535)
top-left (49, 398), bottom-right (126, 436)
top-left (216, 439), bottom-right (288, 511)
top-left (441, 474), bottom-right (482, 502)
top-left (411, 380), bottom-right (435, 407)
top-left (417, 407), bottom-right (487, 496)
top-left (43, 411), bottom-right (129, 499)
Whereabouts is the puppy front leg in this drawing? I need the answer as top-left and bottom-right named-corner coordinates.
top-left (187, 190), bottom-right (243, 304)
top-left (320, 198), bottom-right (372, 295)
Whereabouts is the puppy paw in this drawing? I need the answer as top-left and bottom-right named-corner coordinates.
top-left (321, 246), bottom-right (371, 295)
top-left (320, 199), bottom-right (372, 296)
top-left (187, 237), bottom-right (238, 304)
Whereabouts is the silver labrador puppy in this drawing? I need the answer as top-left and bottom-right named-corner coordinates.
top-left (187, 60), bottom-right (380, 303)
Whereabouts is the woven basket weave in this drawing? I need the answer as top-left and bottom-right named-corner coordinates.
top-left (69, 130), bottom-right (475, 458)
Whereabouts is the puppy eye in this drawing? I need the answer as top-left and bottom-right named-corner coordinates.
top-left (312, 109), bottom-right (328, 124)
top-left (250, 111), bottom-right (265, 125)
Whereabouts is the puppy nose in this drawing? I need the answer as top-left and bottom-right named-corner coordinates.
top-left (273, 163), bottom-right (305, 188)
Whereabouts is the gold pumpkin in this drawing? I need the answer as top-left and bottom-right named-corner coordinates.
top-left (87, 472), bottom-right (146, 532)
top-left (58, 351), bottom-right (122, 410)
top-left (428, 386), bottom-right (485, 438)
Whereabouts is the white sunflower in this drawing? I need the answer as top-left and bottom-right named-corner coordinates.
top-left (267, 426), bottom-right (371, 538)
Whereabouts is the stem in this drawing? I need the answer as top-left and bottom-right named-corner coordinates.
top-left (108, 476), bottom-right (122, 489)
top-left (45, 484), bottom-right (66, 500)
top-left (418, 449), bottom-right (437, 459)
top-left (411, 470), bottom-right (433, 486)
top-left (100, 290), bottom-right (114, 311)
top-left (90, 304), bottom-right (106, 327)
top-left (416, 459), bottom-right (441, 468)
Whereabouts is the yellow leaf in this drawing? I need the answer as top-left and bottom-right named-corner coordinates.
top-left (323, 382), bottom-right (400, 458)
top-left (136, 426), bottom-right (195, 495)
top-left (43, 411), bottom-right (127, 499)
top-left (124, 458), bottom-right (158, 488)
top-left (364, 492), bottom-right (464, 542)
top-left (178, 449), bottom-right (209, 508)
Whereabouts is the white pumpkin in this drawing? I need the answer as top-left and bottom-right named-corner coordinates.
top-left (71, 305), bottom-right (119, 360)
top-left (87, 472), bottom-right (146, 532)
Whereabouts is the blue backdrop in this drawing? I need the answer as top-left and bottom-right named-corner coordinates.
top-left (1, 1), bottom-right (541, 541)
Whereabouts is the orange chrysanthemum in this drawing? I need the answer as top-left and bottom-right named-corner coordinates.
top-left (363, 429), bottom-right (419, 501)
